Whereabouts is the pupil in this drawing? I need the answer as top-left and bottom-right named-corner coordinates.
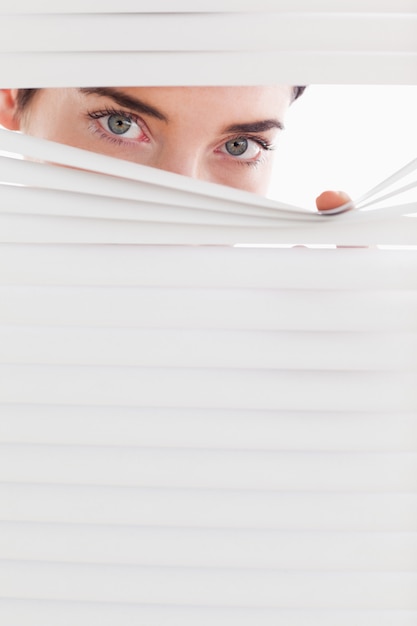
top-left (108, 114), bottom-right (131, 135)
top-left (226, 138), bottom-right (248, 156)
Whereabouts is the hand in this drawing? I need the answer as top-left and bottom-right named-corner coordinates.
top-left (315, 190), bottom-right (352, 212)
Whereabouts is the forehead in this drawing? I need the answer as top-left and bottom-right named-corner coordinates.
top-left (111, 85), bottom-right (293, 124)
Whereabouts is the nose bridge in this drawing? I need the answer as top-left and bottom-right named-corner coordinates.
top-left (154, 141), bottom-right (202, 179)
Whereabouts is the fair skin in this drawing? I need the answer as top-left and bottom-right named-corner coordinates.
top-left (0, 86), bottom-right (349, 209)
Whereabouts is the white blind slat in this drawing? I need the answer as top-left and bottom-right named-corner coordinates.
top-left (1, 365), bottom-right (415, 411)
top-left (2, 210), bottom-right (416, 245)
top-left (1, 445), bottom-right (416, 490)
top-left (0, 184), bottom-right (310, 227)
top-left (1, 561), bottom-right (416, 608)
top-left (2, 484), bottom-right (415, 531)
top-left (1, 523), bottom-right (416, 570)
top-left (2, 157), bottom-right (415, 226)
top-left (2, 51), bottom-right (416, 87)
top-left (0, 154), bottom-right (305, 219)
top-left (0, 245), bottom-right (415, 290)
top-left (2, 286), bottom-right (416, 331)
top-left (1, 327), bottom-right (416, 370)
top-left (1, 14), bottom-right (416, 53)
top-left (0, 405), bottom-right (416, 452)
top-left (1, 601), bottom-right (416, 626)
top-left (1, 0), bottom-right (416, 14)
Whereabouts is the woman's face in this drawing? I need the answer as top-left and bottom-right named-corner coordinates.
top-left (10, 85), bottom-right (293, 195)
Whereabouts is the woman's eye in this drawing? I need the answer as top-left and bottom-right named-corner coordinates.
top-left (221, 137), bottom-right (263, 160)
top-left (107, 114), bottom-right (133, 135)
top-left (96, 113), bottom-right (143, 140)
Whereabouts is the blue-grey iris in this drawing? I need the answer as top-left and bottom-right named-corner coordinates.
top-left (107, 114), bottom-right (132, 135)
top-left (225, 138), bottom-right (248, 156)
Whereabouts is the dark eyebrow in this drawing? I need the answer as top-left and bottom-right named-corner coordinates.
top-left (223, 119), bottom-right (284, 134)
top-left (78, 87), bottom-right (168, 122)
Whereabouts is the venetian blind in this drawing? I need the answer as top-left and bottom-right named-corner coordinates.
top-left (0, 3), bottom-right (416, 625)
top-left (0, 1), bottom-right (416, 86)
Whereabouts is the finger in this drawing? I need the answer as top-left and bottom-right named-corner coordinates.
top-left (315, 190), bottom-right (352, 212)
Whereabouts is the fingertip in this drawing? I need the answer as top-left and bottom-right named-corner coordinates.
top-left (316, 190), bottom-right (351, 212)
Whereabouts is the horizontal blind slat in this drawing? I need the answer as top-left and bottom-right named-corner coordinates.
top-left (1, 365), bottom-right (415, 411)
top-left (2, 286), bottom-right (417, 331)
top-left (1, 523), bottom-right (416, 570)
top-left (1, 210), bottom-right (415, 245)
top-left (1, 51), bottom-right (416, 87)
top-left (2, 327), bottom-right (416, 370)
top-left (2, 14), bottom-right (416, 53)
top-left (1, 245), bottom-right (416, 290)
top-left (2, 0), bottom-right (417, 13)
top-left (1, 405), bottom-right (416, 451)
top-left (0, 130), bottom-right (309, 215)
top-left (1, 445), bottom-right (416, 490)
top-left (1, 603), bottom-right (417, 626)
top-left (0, 0), bottom-right (417, 14)
top-left (2, 484), bottom-right (415, 530)
top-left (1, 561), bottom-right (416, 608)
top-left (0, 156), bottom-right (299, 221)
top-left (0, 184), bottom-right (303, 227)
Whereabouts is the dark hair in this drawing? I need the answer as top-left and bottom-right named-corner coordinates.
top-left (293, 85), bottom-right (306, 100)
top-left (16, 88), bottom-right (39, 114)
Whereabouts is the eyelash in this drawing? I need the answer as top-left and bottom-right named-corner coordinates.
top-left (86, 107), bottom-right (147, 144)
top-left (222, 135), bottom-right (275, 168)
top-left (247, 136), bottom-right (274, 151)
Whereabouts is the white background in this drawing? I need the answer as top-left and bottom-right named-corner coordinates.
top-left (270, 84), bottom-right (417, 209)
